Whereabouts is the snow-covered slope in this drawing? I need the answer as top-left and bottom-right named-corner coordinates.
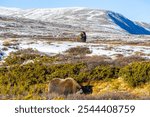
top-left (0, 7), bottom-right (150, 40)
top-left (135, 22), bottom-right (150, 31)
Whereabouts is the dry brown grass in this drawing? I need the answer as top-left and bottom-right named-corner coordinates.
top-left (113, 55), bottom-right (147, 67)
top-left (54, 54), bottom-right (112, 69)
top-left (66, 92), bottom-right (138, 100)
top-left (54, 54), bottom-right (148, 69)
top-left (1, 47), bottom-right (8, 51)
top-left (3, 40), bottom-right (19, 47)
top-left (46, 91), bottom-right (138, 100)
top-left (65, 46), bottom-right (92, 56)
top-left (90, 40), bottom-right (150, 47)
top-left (3, 41), bottom-right (11, 46)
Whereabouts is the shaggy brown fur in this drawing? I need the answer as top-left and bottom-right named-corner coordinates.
top-left (48, 78), bottom-right (83, 96)
top-left (79, 31), bottom-right (86, 42)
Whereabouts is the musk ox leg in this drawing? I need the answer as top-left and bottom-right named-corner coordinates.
top-left (48, 78), bottom-right (61, 94)
top-left (64, 89), bottom-right (73, 96)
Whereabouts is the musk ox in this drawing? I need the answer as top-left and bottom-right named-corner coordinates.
top-left (76, 31), bottom-right (86, 42)
top-left (80, 31), bottom-right (86, 42)
top-left (48, 78), bottom-right (83, 96)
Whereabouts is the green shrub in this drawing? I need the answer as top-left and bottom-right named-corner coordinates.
top-left (0, 49), bottom-right (124, 99)
top-left (4, 48), bottom-right (58, 66)
top-left (75, 72), bottom-right (90, 82)
top-left (119, 62), bottom-right (150, 87)
top-left (0, 61), bottom-right (88, 97)
top-left (4, 49), bottom-right (41, 65)
top-left (0, 53), bottom-right (121, 98)
top-left (90, 65), bottom-right (120, 80)
top-left (47, 63), bottom-right (87, 82)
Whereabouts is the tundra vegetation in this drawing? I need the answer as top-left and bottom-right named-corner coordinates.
top-left (0, 48), bottom-right (150, 100)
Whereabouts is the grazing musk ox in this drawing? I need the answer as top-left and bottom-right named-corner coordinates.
top-left (48, 78), bottom-right (83, 96)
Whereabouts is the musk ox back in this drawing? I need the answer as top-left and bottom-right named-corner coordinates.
top-left (48, 78), bottom-right (83, 96)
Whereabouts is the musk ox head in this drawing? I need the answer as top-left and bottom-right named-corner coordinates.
top-left (81, 85), bottom-right (93, 94)
top-left (48, 78), bottom-right (83, 96)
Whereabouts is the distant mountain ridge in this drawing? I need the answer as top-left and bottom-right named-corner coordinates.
top-left (0, 7), bottom-right (150, 40)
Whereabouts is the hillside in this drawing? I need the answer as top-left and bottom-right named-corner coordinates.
top-left (0, 7), bottom-right (150, 40)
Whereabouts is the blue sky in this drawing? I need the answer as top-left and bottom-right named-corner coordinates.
top-left (0, 0), bottom-right (150, 23)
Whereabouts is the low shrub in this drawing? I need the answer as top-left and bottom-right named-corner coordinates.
top-left (0, 61), bottom-right (88, 97)
top-left (2, 47), bottom-right (8, 51)
top-left (119, 62), bottom-right (150, 87)
top-left (65, 46), bottom-right (92, 56)
top-left (4, 48), bottom-right (53, 65)
top-left (0, 56), bottom-right (121, 99)
top-left (90, 65), bottom-right (120, 80)
top-left (114, 55), bottom-right (146, 67)
top-left (3, 41), bottom-right (11, 46)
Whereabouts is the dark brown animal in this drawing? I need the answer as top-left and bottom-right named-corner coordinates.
top-left (48, 78), bottom-right (83, 96)
top-left (78, 31), bottom-right (86, 42)
top-left (80, 31), bottom-right (86, 42)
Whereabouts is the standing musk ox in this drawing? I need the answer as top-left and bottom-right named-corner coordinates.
top-left (77, 31), bottom-right (86, 42)
top-left (80, 31), bottom-right (86, 42)
top-left (48, 78), bottom-right (83, 96)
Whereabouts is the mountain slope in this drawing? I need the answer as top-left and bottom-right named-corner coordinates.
top-left (135, 22), bottom-right (150, 31)
top-left (0, 7), bottom-right (150, 40)
top-left (108, 12), bottom-right (150, 34)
